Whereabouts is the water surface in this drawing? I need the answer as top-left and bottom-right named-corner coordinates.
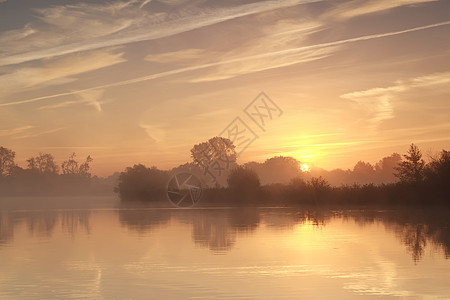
top-left (1, 198), bottom-right (449, 299)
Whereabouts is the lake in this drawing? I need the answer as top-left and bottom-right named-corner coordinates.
top-left (1, 197), bottom-right (450, 299)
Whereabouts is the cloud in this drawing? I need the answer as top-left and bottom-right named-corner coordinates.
top-left (37, 89), bottom-right (106, 112)
top-left (139, 123), bottom-right (167, 143)
top-left (191, 47), bottom-right (336, 82)
top-left (2, 20), bottom-right (449, 107)
top-left (189, 20), bottom-right (330, 82)
top-left (0, 125), bottom-right (34, 137)
top-left (150, 20), bottom-right (327, 82)
top-left (0, 125), bottom-right (65, 140)
top-left (325, 0), bottom-right (438, 20)
top-left (341, 72), bottom-right (450, 100)
top-left (0, 48), bottom-right (125, 97)
top-left (0, 0), bottom-right (324, 66)
top-left (12, 127), bottom-right (65, 140)
top-left (139, 0), bottom-right (153, 8)
top-left (341, 72), bottom-right (450, 131)
top-left (145, 49), bottom-right (217, 64)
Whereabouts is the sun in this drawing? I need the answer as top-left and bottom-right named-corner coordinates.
top-left (300, 164), bottom-right (309, 172)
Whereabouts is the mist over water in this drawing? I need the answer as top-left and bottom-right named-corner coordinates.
top-left (1, 0), bottom-right (450, 298)
top-left (1, 197), bottom-right (449, 299)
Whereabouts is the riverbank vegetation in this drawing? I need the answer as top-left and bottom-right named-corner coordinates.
top-left (1, 142), bottom-right (448, 206)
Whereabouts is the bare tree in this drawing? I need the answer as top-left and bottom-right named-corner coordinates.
top-left (27, 153), bottom-right (59, 174)
top-left (61, 153), bottom-right (93, 177)
top-left (0, 146), bottom-right (16, 177)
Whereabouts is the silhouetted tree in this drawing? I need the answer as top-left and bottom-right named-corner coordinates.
top-left (352, 161), bottom-right (375, 184)
top-left (0, 146), bottom-right (16, 177)
top-left (191, 136), bottom-right (236, 167)
top-left (308, 176), bottom-right (330, 190)
top-left (61, 153), bottom-right (93, 177)
top-left (191, 136), bottom-right (237, 185)
top-left (425, 150), bottom-right (450, 199)
top-left (307, 176), bottom-right (330, 203)
top-left (426, 150), bottom-right (450, 181)
top-left (227, 166), bottom-right (260, 200)
top-left (375, 153), bottom-right (401, 183)
top-left (255, 156), bottom-right (301, 184)
top-left (116, 164), bottom-right (170, 201)
top-left (395, 144), bottom-right (425, 183)
top-left (27, 153), bottom-right (59, 174)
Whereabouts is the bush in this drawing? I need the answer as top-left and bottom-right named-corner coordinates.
top-left (227, 166), bottom-right (260, 201)
top-left (116, 164), bottom-right (169, 201)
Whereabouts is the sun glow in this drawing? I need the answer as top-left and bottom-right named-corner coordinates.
top-left (300, 164), bottom-right (309, 172)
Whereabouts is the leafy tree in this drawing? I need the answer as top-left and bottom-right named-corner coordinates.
top-left (116, 164), bottom-right (169, 200)
top-left (191, 136), bottom-right (236, 168)
top-left (227, 166), bottom-right (260, 197)
top-left (395, 143), bottom-right (425, 183)
top-left (307, 176), bottom-right (330, 203)
top-left (27, 153), bottom-right (59, 174)
top-left (425, 150), bottom-right (450, 186)
top-left (61, 153), bottom-right (93, 177)
top-left (353, 161), bottom-right (374, 174)
top-left (375, 153), bottom-right (402, 183)
top-left (308, 176), bottom-right (330, 190)
top-left (244, 156), bottom-right (301, 185)
top-left (0, 146), bottom-right (16, 177)
top-left (191, 136), bottom-right (237, 185)
top-left (376, 153), bottom-right (401, 173)
top-left (352, 161), bottom-right (375, 184)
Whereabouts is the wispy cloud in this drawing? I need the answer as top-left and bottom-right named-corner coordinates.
top-left (139, 123), bottom-right (167, 143)
top-left (0, 125), bottom-right (65, 140)
top-left (324, 0), bottom-right (438, 20)
top-left (341, 72), bottom-right (450, 100)
top-left (0, 48), bottom-right (125, 97)
top-left (341, 72), bottom-right (450, 131)
top-left (2, 20), bottom-right (448, 107)
top-left (189, 21), bottom-right (330, 82)
top-left (145, 49), bottom-right (217, 64)
top-left (0, 125), bottom-right (34, 137)
top-left (0, 0), bottom-right (323, 66)
top-left (12, 127), bottom-right (65, 140)
top-left (139, 0), bottom-right (153, 8)
top-left (37, 89), bottom-right (105, 112)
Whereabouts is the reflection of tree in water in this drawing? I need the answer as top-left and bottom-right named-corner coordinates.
top-left (118, 209), bottom-right (171, 233)
top-left (174, 208), bottom-right (261, 253)
top-left (390, 211), bottom-right (450, 262)
top-left (26, 212), bottom-right (58, 237)
top-left (191, 211), bottom-right (236, 253)
top-left (61, 211), bottom-right (91, 237)
top-left (302, 209), bottom-right (330, 227)
top-left (263, 208), bottom-right (330, 230)
top-left (397, 224), bottom-right (427, 262)
top-left (345, 209), bottom-right (450, 262)
top-left (0, 210), bottom-right (92, 245)
top-left (228, 208), bottom-right (260, 232)
top-left (187, 208), bottom-right (335, 253)
top-left (0, 212), bottom-right (17, 246)
top-left (190, 209), bottom-right (260, 253)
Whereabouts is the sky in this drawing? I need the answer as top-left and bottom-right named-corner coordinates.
top-left (0, 0), bottom-right (449, 176)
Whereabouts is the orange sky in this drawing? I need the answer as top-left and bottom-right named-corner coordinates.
top-left (1, 0), bottom-right (449, 176)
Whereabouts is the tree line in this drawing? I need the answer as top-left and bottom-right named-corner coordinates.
top-left (0, 148), bottom-right (93, 177)
top-left (1, 139), bottom-right (449, 203)
top-left (117, 137), bottom-right (450, 205)
top-left (0, 148), bottom-right (113, 195)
